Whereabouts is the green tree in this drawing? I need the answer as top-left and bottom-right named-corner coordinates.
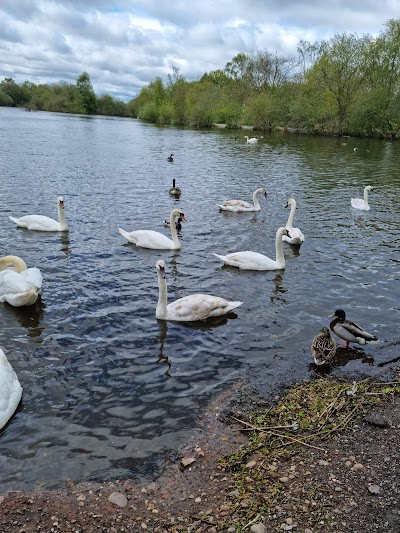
top-left (76, 72), bottom-right (97, 114)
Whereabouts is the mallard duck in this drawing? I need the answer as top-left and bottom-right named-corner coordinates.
top-left (167, 153), bottom-right (174, 162)
top-left (329, 309), bottom-right (378, 348)
top-left (169, 179), bottom-right (181, 196)
top-left (9, 196), bottom-right (68, 231)
top-left (156, 260), bottom-right (242, 321)
top-left (217, 187), bottom-right (267, 212)
top-left (163, 217), bottom-right (184, 230)
top-left (351, 186), bottom-right (374, 211)
top-left (311, 327), bottom-right (337, 365)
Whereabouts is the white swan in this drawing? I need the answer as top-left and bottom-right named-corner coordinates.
top-left (0, 255), bottom-right (43, 307)
top-left (245, 136), bottom-right (258, 144)
top-left (0, 348), bottom-right (23, 430)
top-left (156, 260), bottom-right (242, 321)
top-left (283, 198), bottom-right (305, 245)
top-left (119, 208), bottom-right (187, 250)
top-left (351, 185), bottom-right (374, 211)
top-left (213, 227), bottom-right (289, 271)
top-left (9, 196), bottom-right (68, 231)
top-left (217, 187), bottom-right (267, 212)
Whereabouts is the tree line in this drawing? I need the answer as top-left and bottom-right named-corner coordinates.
top-left (0, 72), bottom-right (130, 117)
top-left (2, 18), bottom-right (400, 138)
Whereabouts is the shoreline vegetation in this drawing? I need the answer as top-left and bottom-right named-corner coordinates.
top-left (2, 18), bottom-right (400, 140)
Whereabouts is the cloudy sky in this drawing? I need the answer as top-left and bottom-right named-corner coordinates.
top-left (0, 1), bottom-right (398, 102)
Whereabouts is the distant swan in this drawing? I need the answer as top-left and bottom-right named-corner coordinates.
top-left (217, 187), bottom-right (267, 212)
top-left (245, 136), bottom-right (258, 144)
top-left (0, 348), bottom-right (23, 430)
top-left (9, 196), bottom-right (68, 231)
top-left (167, 154), bottom-right (174, 162)
top-left (351, 185), bottom-right (374, 211)
top-left (119, 208), bottom-right (187, 250)
top-left (0, 255), bottom-right (43, 307)
top-left (169, 179), bottom-right (181, 196)
top-left (213, 227), bottom-right (290, 271)
top-left (283, 198), bottom-right (304, 245)
top-left (156, 259), bottom-right (242, 321)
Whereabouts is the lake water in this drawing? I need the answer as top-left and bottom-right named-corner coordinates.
top-left (0, 108), bottom-right (399, 491)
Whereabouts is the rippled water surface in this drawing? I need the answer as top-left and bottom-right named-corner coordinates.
top-left (0, 108), bottom-right (399, 491)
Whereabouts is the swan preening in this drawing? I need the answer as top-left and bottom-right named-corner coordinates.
top-left (169, 179), bottom-right (181, 196)
top-left (283, 198), bottom-right (305, 245)
top-left (351, 185), bottom-right (374, 211)
top-left (9, 196), bottom-right (68, 232)
top-left (119, 208), bottom-right (187, 250)
top-left (329, 309), bottom-right (378, 348)
top-left (0, 255), bottom-right (43, 307)
top-left (213, 226), bottom-right (290, 271)
top-left (156, 260), bottom-right (242, 321)
top-left (217, 187), bottom-right (267, 212)
top-left (0, 348), bottom-right (23, 430)
top-left (245, 136), bottom-right (258, 144)
top-left (311, 327), bottom-right (337, 365)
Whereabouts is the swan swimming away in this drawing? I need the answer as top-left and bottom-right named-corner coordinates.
top-left (119, 208), bottom-right (187, 250)
top-left (213, 226), bottom-right (290, 271)
top-left (329, 309), bottom-right (378, 348)
top-left (351, 185), bottom-right (374, 211)
top-left (217, 187), bottom-right (267, 212)
top-left (0, 255), bottom-right (43, 307)
top-left (283, 198), bottom-right (305, 245)
top-left (245, 136), bottom-right (258, 144)
top-left (169, 179), bottom-right (181, 196)
top-left (9, 196), bottom-right (68, 232)
top-left (0, 348), bottom-right (23, 430)
top-left (155, 260), bottom-right (242, 321)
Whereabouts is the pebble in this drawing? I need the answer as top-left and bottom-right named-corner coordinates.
top-left (318, 459), bottom-right (329, 466)
top-left (195, 497), bottom-right (201, 503)
top-left (367, 484), bottom-right (382, 494)
top-left (352, 463), bottom-right (365, 472)
top-left (279, 476), bottom-right (289, 483)
top-left (108, 492), bottom-right (128, 508)
top-left (245, 460), bottom-right (257, 469)
top-left (181, 457), bottom-right (196, 468)
top-left (250, 524), bottom-right (266, 533)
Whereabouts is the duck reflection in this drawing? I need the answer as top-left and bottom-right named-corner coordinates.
top-left (309, 346), bottom-right (374, 374)
top-left (270, 273), bottom-right (287, 304)
top-left (5, 297), bottom-right (46, 341)
top-left (59, 233), bottom-right (71, 255)
top-left (351, 210), bottom-right (369, 229)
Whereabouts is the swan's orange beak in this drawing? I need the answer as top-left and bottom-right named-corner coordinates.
top-left (59, 201), bottom-right (64, 209)
top-left (180, 214), bottom-right (187, 222)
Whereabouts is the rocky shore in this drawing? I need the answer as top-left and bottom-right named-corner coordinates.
top-left (1, 367), bottom-right (399, 533)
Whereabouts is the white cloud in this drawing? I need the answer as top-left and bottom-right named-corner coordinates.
top-left (0, 0), bottom-right (398, 101)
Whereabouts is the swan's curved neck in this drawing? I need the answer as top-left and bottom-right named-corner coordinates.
top-left (0, 255), bottom-right (27, 273)
top-left (156, 272), bottom-right (168, 319)
top-left (275, 230), bottom-right (286, 269)
top-left (363, 187), bottom-right (370, 205)
top-left (253, 190), bottom-right (261, 209)
top-left (169, 212), bottom-right (180, 245)
top-left (58, 203), bottom-right (68, 230)
top-left (286, 202), bottom-right (296, 228)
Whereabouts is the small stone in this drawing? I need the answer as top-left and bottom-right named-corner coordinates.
top-left (227, 528), bottom-right (236, 533)
top-left (140, 523), bottom-right (147, 530)
top-left (305, 529), bottom-right (313, 533)
top-left (195, 497), bottom-right (201, 503)
top-left (318, 459), bottom-right (329, 466)
top-left (335, 486), bottom-right (343, 492)
top-left (368, 484), bottom-right (382, 494)
top-left (364, 414), bottom-right (390, 428)
top-left (245, 460), bottom-right (257, 469)
top-left (279, 476), bottom-right (289, 483)
top-left (282, 503), bottom-right (294, 511)
top-left (352, 463), bottom-right (365, 472)
top-left (181, 457), bottom-right (196, 468)
top-left (250, 524), bottom-right (266, 533)
top-left (0, 496), bottom-right (5, 504)
top-left (345, 460), bottom-right (352, 467)
top-left (77, 495), bottom-right (86, 501)
top-left (108, 492), bottom-right (128, 508)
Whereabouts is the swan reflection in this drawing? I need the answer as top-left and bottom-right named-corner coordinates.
top-left (156, 320), bottom-right (171, 377)
top-left (59, 233), bottom-right (71, 255)
top-left (5, 297), bottom-right (46, 341)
